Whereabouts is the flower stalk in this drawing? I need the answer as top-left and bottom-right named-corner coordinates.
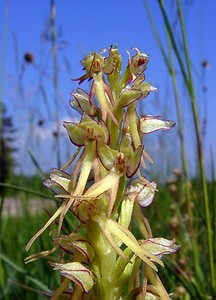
top-left (26, 46), bottom-right (179, 299)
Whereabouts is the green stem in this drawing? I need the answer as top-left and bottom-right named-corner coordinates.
top-left (87, 219), bottom-right (117, 300)
top-left (108, 102), bottom-right (124, 149)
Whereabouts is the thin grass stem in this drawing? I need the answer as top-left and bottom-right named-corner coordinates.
top-left (50, 0), bottom-right (61, 168)
top-left (0, 182), bottom-right (55, 201)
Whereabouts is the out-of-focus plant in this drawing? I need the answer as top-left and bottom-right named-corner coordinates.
top-left (25, 46), bottom-right (179, 299)
top-left (0, 103), bottom-right (16, 187)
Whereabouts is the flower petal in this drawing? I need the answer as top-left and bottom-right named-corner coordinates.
top-left (70, 88), bottom-right (97, 116)
top-left (129, 47), bottom-right (149, 76)
top-left (140, 115), bottom-right (175, 134)
top-left (48, 168), bottom-right (72, 194)
top-left (126, 179), bottom-right (157, 207)
top-left (140, 238), bottom-right (181, 258)
top-left (50, 261), bottom-right (94, 293)
top-left (53, 234), bottom-right (95, 261)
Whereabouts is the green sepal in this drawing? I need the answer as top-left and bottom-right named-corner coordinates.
top-left (64, 114), bottom-right (109, 146)
top-left (43, 178), bottom-right (69, 195)
top-left (53, 233), bottom-right (95, 261)
top-left (70, 88), bottom-right (98, 116)
top-left (50, 261), bottom-right (94, 293)
top-left (125, 179), bottom-right (157, 207)
top-left (139, 238), bottom-right (181, 259)
top-left (96, 140), bottom-right (119, 171)
top-left (119, 87), bottom-right (142, 107)
top-left (140, 115), bottom-right (175, 134)
top-left (129, 47), bottom-right (149, 76)
top-left (120, 134), bottom-right (143, 178)
top-left (43, 168), bottom-right (72, 194)
top-left (119, 75), bottom-right (156, 107)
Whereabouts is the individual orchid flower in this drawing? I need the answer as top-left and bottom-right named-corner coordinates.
top-left (119, 176), bottom-right (158, 240)
top-left (72, 49), bottom-right (114, 84)
top-left (120, 75), bottom-right (158, 168)
top-left (89, 71), bottom-right (118, 124)
top-left (128, 47), bottom-right (150, 77)
top-left (57, 115), bottom-right (110, 226)
top-left (63, 114), bottom-right (109, 192)
top-left (93, 135), bottom-right (143, 216)
top-left (69, 134), bottom-right (143, 219)
top-left (73, 47), bottom-right (118, 125)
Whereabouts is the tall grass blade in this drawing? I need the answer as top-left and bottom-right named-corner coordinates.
top-left (0, 182), bottom-right (55, 201)
top-left (175, 0), bottom-right (215, 292)
top-left (50, 0), bottom-right (61, 168)
top-left (144, 0), bottom-right (215, 295)
top-left (28, 150), bottom-right (44, 178)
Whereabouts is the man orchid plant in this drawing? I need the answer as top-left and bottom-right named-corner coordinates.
top-left (26, 46), bottom-right (180, 300)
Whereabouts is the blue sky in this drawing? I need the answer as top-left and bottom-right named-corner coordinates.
top-left (0, 0), bottom-right (216, 178)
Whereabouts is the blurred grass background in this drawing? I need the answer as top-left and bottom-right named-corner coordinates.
top-left (0, 0), bottom-right (215, 299)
